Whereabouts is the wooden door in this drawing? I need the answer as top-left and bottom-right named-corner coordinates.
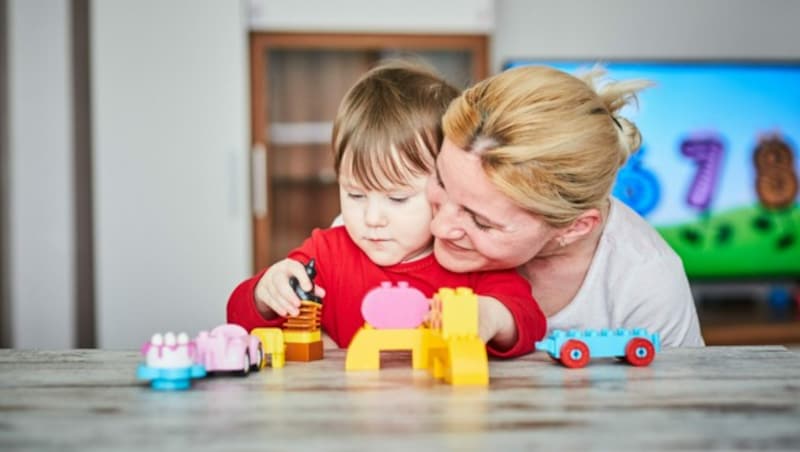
top-left (250, 33), bottom-right (488, 271)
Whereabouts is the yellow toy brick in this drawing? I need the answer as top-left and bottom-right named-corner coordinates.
top-left (437, 287), bottom-right (479, 339)
top-left (283, 330), bottom-right (321, 344)
top-left (250, 327), bottom-right (286, 369)
top-left (427, 335), bottom-right (488, 385)
top-left (345, 325), bottom-right (428, 370)
top-left (345, 285), bottom-right (488, 386)
top-left (428, 287), bottom-right (487, 385)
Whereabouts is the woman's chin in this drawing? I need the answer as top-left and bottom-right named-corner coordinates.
top-left (433, 240), bottom-right (483, 273)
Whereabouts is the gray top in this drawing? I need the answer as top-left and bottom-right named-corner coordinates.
top-left (1, 346), bottom-right (799, 451)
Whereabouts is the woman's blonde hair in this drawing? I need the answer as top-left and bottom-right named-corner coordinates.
top-left (443, 65), bottom-right (651, 227)
top-left (333, 60), bottom-right (460, 190)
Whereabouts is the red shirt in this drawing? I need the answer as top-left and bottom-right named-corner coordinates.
top-left (227, 227), bottom-right (545, 358)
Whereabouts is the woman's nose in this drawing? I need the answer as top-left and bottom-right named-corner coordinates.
top-left (430, 201), bottom-right (464, 240)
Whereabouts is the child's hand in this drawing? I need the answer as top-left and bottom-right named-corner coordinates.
top-left (255, 259), bottom-right (326, 317)
top-left (477, 296), bottom-right (517, 350)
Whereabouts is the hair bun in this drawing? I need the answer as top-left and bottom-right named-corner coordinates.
top-left (615, 116), bottom-right (642, 161)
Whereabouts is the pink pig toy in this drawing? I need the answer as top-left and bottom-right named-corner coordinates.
top-left (361, 281), bottom-right (430, 329)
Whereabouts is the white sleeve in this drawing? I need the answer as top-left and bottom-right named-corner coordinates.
top-left (615, 255), bottom-right (705, 348)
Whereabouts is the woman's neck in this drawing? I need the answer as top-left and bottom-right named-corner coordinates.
top-left (520, 202), bottom-right (609, 317)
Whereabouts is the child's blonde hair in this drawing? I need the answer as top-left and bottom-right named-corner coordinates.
top-left (333, 61), bottom-right (460, 190)
top-left (443, 65), bottom-right (651, 227)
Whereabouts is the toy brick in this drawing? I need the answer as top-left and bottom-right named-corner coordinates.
top-left (283, 302), bottom-right (322, 332)
top-left (283, 330), bottom-right (322, 343)
top-left (345, 284), bottom-right (488, 386)
top-left (345, 327), bottom-right (428, 370)
top-left (250, 327), bottom-right (286, 369)
top-left (285, 340), bottom-right (323, 361)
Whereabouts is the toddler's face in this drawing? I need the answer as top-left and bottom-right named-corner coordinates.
top-left (339, 173), bottom-right (433, 266)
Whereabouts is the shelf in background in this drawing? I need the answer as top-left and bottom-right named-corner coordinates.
top-left (697, 295), bottom-right (800, 345)
top-left (702, 320), bottom-right (800, 345)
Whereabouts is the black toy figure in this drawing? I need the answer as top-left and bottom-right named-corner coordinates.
top-left (289, 258), bottom-right (323, 304)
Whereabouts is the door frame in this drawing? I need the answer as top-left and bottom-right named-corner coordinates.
top-left (249, 32), bottom-right (489, 271)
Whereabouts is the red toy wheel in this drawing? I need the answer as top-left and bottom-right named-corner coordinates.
top-left (559, 340), bottom-right (591, 368)
top-left (625, 338), bottom-right (655, 366)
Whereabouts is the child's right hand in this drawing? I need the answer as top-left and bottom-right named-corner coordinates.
top-left (254, 258), bottom-right (326, 318)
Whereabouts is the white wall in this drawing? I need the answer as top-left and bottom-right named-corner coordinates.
top-left (6, 0), bottom-right (799, 349)
top-left (92, 0), bottom-right (251, 348)
top-left (493, 0), bottom-right (800, 71)
top-left (7, 0), bottom-right (75, 348)
top-left (248, 0), bottom-right (494, 33)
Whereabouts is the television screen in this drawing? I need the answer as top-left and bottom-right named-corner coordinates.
top-left (503, 60), bottom-right (800, 279)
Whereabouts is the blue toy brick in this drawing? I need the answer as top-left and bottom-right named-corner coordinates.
top-left (535, 328), bottom-right (660, 361)
top-left (137, 364), bottom-right (206, 391)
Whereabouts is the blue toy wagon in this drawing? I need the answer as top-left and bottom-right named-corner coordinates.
top-left (536, 328), bottom-right (661, 368)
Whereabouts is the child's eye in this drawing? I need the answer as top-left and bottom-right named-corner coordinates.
top-left (389, 196), bottom-right (409, 203)
top-left (347, 193), bottom-right (365, 200)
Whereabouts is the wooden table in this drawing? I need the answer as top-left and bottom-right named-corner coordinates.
top-left (1, 346), bottom-right (799, 451)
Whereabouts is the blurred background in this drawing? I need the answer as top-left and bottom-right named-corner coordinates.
top-left (1, 0), bottom-right (798, 349)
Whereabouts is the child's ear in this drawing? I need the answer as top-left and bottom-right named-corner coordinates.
top-left (559, 208), bottom-right (602, 245)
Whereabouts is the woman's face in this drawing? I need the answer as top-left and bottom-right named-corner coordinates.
top-left (427, 138), bottom-right (561, 272)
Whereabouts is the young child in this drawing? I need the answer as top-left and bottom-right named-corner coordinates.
top-left (227, 62), bottom-right (546, 358)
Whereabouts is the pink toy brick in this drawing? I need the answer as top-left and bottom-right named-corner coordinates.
top-left (361, 281), bottom-right (430, 329)
top-left (195, 323), bottom-right (263, 374)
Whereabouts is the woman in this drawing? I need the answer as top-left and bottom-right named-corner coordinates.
top-left (427, 65), bottom-right (704, 348)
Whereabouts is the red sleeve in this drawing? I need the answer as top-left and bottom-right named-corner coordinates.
top-left (226, 267), bottom-right (286, 332)
top-left (226, 230), bottom-right (327, 332)
top-left (472, 270), bottom-right (547, 359)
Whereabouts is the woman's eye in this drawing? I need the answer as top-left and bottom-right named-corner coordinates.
top-left (471, 215), bottom-right (491, 231)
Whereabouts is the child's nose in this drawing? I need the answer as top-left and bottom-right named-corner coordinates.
top-left (364, 201), bottom-right (388, 227)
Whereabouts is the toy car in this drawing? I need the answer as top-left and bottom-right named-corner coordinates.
top-left (195, 324), bottom-right (263, 374)
top-left (536, 328), bottom-right (660, 368)
top-left (137, 331), bottom-right (207, 390)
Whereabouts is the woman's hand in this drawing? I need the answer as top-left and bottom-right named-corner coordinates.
top-left (254, 259), bottom-right (326, 318)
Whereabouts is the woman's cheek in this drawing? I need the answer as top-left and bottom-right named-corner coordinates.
top-left (472, 232), bottom-right (518, 263)
top-left (425, 178), bottom-right (445, 205)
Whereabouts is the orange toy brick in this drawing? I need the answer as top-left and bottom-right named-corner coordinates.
top-left (283, 301), bottom-right (323, 362)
